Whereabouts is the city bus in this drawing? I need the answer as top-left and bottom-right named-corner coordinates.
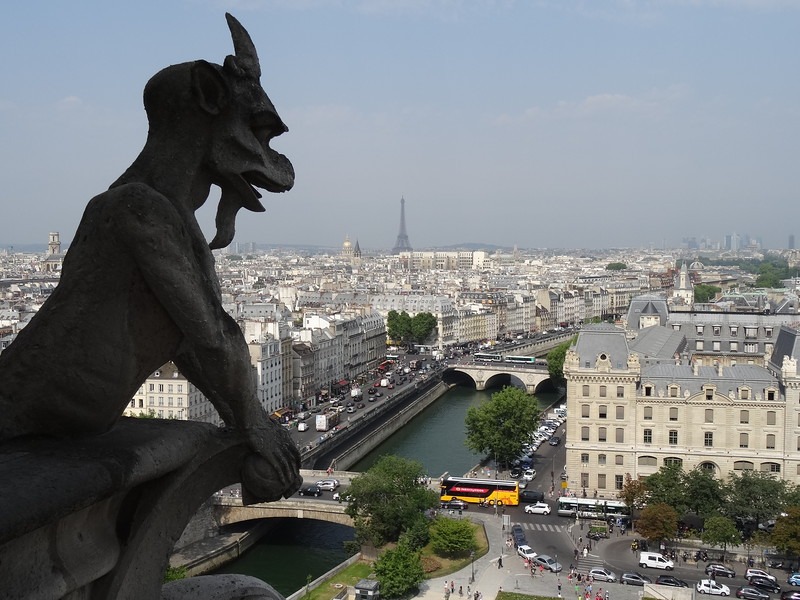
top-left (556, 497), bottom-right (630, 519)
top-left (473, 352), bottom-right (503, 362)
top-left (505, 356), bottom-right (548, 367)
top-left (440, 477), bottom-right (520, 506)
top-left (385, 354), bottom-right (400, 361)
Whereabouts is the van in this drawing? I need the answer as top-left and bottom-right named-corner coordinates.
top-left (297, 422), bottom-right (309, 432)
top-left (520, 490), bottom-right (545, 503)
top-left (639, 552), bottom-right (674, 570)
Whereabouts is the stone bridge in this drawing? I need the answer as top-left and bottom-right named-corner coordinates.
top-left (214, 496), bottom-right (353, 528)
top-left (445, 362), bottom-right (552, 393)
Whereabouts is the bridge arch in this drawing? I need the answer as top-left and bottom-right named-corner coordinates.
top-left (214, 499), bottom-right (354, 529)
top-left (444, 364), bottom-right (553, 394)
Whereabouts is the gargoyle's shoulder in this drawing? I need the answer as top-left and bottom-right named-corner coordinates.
top-left (89, 183), bottom-right (179, 219)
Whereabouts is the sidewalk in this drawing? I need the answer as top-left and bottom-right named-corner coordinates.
top-left (415, 512), bottom-right (649, 600)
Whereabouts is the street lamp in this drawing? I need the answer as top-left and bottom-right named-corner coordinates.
top-left (470, 550), bottom-right (475, 584)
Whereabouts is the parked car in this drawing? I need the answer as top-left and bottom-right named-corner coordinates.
top-left (511, 524), bottom-right (527, 548)
top-left (524, 502), bottom-right (551, 515)
top-left (532, 554), bottom-right (562, 573)
top-left (706, 564), bottom-right (737, 578)
top-left (298, 485), bottom-right (322, 497)
top-left (697, 580), bottom-right (732, 596)
top-left (316, 479), bottom-right (340, 491)
top-left (510, 467), bottom-right (523, 479)
top-left (788, 574), bottom-right (800, 587)
top-left (748, 577), bottom-right (781, 594)
top-left (441, 499), bottom-right (468, 511)
top-left (620, 573), bottom-right (651, 586)
top-left (746, 569), bottom-right (776, 583)
top-left (781, 592), bottom-right (800, 600)
top-left (736, 588), bottom-right (769, 600)
top-left (656, 575), bottom-right (689, 587)
top-left (523, 469), bottom-right (537, 481)
top-left (548, 436), bottom-right (561, 446)
top-left (517, 544), bottom-right (537, 560)
top-left (588, 568), bottom-right (616, 583)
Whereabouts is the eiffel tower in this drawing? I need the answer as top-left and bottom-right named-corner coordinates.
top-left (392, 197), bottom-right (413, 254)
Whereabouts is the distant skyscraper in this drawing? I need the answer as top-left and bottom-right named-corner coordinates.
top-left (790, 234), bottom-right (796, 250)
top-left (392, 197), bottom-right (413, 254)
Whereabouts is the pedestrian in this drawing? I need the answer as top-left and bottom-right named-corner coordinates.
top-left (498, 557), bottom-right (503, 569)
top-left (605, 591), bottom-right (609, 600)
top-left (451, 581), bottom-right (455, 594)
top-left (499, 587), bottom-right (502, 594)
top-left (459, 586), bottom-right (463, 597)
top-left (467, 585), bottom-right (471, 596)
top-left (583, 547), bottom-right (588, 558)
top-left (445, 581), bottom-right (449, 595)
top-left (540, 564), bottom-right (545, 577)
top-left (574, 549), bottom-right (579, 561)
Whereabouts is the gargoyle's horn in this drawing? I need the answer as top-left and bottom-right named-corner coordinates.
top-left (225, 13), bottom-right (261, 79)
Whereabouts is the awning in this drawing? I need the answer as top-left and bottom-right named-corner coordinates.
top-left (337, 379), bottom-right (349, 386)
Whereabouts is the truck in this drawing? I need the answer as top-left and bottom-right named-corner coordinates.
top-left (316, 411), bottom-right (340, 432)
top-left (380, 378), bottom-right (389, 387)
top-left (350, 387), bottom-right (362, 398)
top-left (409, 359), bottom-right (421, 371)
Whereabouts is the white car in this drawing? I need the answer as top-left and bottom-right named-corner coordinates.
top-left (524, 502), bottom-right (551, 515)
top-left (696, 580), bottom-right (731, 596)
top-left (517, 544), bottom-right (537, 560)
top-left (316, 479), bottom-right (340, 491)
top-left (523, 469), bottom-right (537, 481)
top-left (745, 569), bottom-right (776, 583)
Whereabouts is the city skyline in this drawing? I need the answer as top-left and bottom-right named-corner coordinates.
top-left (1, 1), bottom-right (799, 251)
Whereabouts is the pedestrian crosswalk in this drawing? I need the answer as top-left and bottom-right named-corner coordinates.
top-left (517, 522), bottom-right (564, 533)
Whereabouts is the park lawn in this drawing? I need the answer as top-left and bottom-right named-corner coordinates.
top-left (300, 561), bottom-right (373, 600)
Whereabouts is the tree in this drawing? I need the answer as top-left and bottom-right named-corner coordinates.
top-left (694, 284), bottom-right (721, 304)
top-left (644, 464), bottom-right (687, 514)
top-left (464, 386), bottom-right (540, 465)
top-left (374, 540), bottom-right (425, 599)
top-left (619, 473), bottom-right (648, 511)
top-left (606, 262), bottom-right (627, 271)
top-left (410, 312), bottom-right (438, 345)
top-left (429, 516), bottom-right (477, 558)
top-left (636, 503), bottom-right (678, 543)
top-left (546, 340), bottom-right (571, 384)
top-left (683, 468), bottom-right (724, 516)
top-left (701, 515), bottom-right (741, 561)
top-left (345, 456), bottom-right (439, 546)
top-left (724, 471), bottom-right (787, 531)
top-left (771, 507), bottom-right (800, 560)
top-left (386, 310), bottom-right (413, 346)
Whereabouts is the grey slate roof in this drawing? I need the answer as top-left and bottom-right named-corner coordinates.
top-left (641, 363), bottom-right (777, 398)
top-left (574, 324), bottom-right (630, 369)
top-left (770, 326), bottom-right (800, 367)
top-left (625, 294), bottom-right (669, 329)
top-left (629, 326), bottom-right (687, 366)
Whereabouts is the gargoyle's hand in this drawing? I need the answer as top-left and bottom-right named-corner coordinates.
top-left (241, 422), bottom-right (303, 502)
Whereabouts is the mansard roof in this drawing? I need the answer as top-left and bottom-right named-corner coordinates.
top-left (573, 324), bottom-right (631, 369)
top-left (629, 326), bottom-right (686, 365)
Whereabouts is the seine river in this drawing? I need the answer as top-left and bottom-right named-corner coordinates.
top-left (213, 385), bottom-right (558, 595)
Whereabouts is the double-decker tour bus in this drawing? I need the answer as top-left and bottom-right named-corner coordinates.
top-left (473, 352), bottom-right (503, 362)
top-left (556, 497), bottom-right (630, 519)
top-left (440, 477), bottom-right (520, 506)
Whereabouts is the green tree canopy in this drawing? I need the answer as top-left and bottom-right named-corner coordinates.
top-left (429, 517), bottom-right (477, 558)
top-left (606, 262), bottom-right (627, 270)
top-left (386, 310), bottom-right (413, 346)
top-left (701, 515), bottom-right (741, 560)
top-left (345, 456), bottom-right (439, 546)
top-left (410, 312), bottom-right (438, 345)
top-left (374, 541), bottom-right (425, 599)
top-left (683, 468), bottom-right (725, 516)
top-left (464, 386), bottom-right (540, 465)
top-left (694, 283), bottom-right (722, 304)
top-left (644, 464), bottom-right (687, 514)
top-left (619, 473), bottom-right (648, 511)
top-left (546, 340), bottom-right (572, 383)
top-left (771, 506), bottom-right (800, 559)
top-left (636, 503), bottom-right (679, 543)
top-left (723, 471), bottom-right (788, 530)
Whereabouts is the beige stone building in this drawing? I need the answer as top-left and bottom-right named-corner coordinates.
top-left (563, 324), bottom-right (800, 499)
top-left (126, 361), bottom-right (198, 420)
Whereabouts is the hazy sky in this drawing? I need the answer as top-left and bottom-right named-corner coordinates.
top-left (2, 1), bottom-right (799, 252)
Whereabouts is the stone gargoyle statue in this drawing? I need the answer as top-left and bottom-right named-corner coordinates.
top-left (0, 13), bottom-right (302, 503)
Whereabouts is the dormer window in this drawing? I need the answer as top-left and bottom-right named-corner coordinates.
top-left (740, 387), bottom-right (750, 400)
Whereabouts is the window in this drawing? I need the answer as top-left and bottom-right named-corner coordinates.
top-left (713, 326), bottom-right (721, 335)
top-left (696, 325), bottom-right (704, 334)
top-left (598, 427), bottom-right (607, 442)
top-left (158, 396), bottom-right (164, 406)
top-left (705, 387), bottom-right (714, 401)
top-left (705, 409), bottom-right (714, 423)
top-left (167, 384), bottom-right (174, 393)
top-left (158, 384), bottom-right (164, 392)
top-left (643, 406), bottom-right (653, 420)
top-left (664, 457), bottom-right (683, 467)
top-left (149, 383), bottom-right (155, 392)
top-left (616, 428), bottom-right (624, 443)
top-left (760, 462), bottom-right (781, 473)
top-left (599, 385), bottom-right (607, 398)
top-left (582, 384), bottom-right (590, 397)
top-left (581, 472), bottom-right (589, 488)
top-left (669, 387), bottom-right (679, 398)
top-left (638, 456), bottom-right (657, 466)
top-left (616, 406), bottom-right (624, 419)
top-left (730, 326), bottom-right (738, 336)
top-left (740, 433), bottom-right (749, 448)
top-left (672, 324), bottom-right (681, 331)
top-left (581, 453), bottom-right (590, 464)
top-left (581, 404), bottom-right (590, 418)
top-left (767, 411), bottom-right (776, 426)
top-left (700, 462), bottom-right (716, 474)
top-left (745, 327), bottom-right (757, 339)
top-left (669, 407), bottom-right (678, 421)
top-left (148, 396), bottom-right (154, 406)
top-left (597, 474), bottom-right (606, 489)
top-left (740, 410), bottom-right (749, 424)
top-left (617, 386), bottom-right (624, 398)
top-left (696, 340), bottom-right (704, 351)
top-left (643, 429), bottom-right (652, 444)
top-left (734, 461), bottom-right (754, 471)
top-left (797, 437), bottom-right (800, 452)
top-left (615, 455), bottom-right (624, 466)
top-left (598, 454), bottom-right (606, 465)
top-left (644, 385), bottom-right (652, 397)
top-left (668, 430), bottom-right (678, 445)
top-left (614, 475), bottom-right (624, 490)
top-left (704, 432), bottom-right (713, 447)
top-left (730, 341), bottom-right (738, 352)
top-left (744, 342), bottom-right (758, 354)
top-left (712, 341), bottom-right (721, 351)
top-left (581, 427), bottom-right (590, 441)
top-left (599, 405), bottom-right (607, 419)
top-left (766, 434), bottom-right (776, 449)
top-left (765, 327), bottom-right (773, 338)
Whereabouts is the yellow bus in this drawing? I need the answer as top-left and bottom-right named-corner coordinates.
top-left (440, 477), bottom-right (520, 506)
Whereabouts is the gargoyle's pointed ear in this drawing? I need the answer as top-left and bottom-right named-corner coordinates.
top-left (191, 60), bottom-right (229, 116)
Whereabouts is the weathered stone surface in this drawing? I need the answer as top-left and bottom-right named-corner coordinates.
top-left (162, 575), bottom-right (284, 600)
